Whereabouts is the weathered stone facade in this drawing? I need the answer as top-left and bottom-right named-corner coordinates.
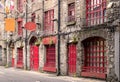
top-left (0, 0), bottom-right (119, 82)
top-left (60, 0), bottom-right (120, 81)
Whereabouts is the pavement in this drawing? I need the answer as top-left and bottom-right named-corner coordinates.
top-left (0, 66), bottom-right (106, 82)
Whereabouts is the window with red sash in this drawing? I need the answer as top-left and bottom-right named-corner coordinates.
top-left (17, 0), bottom-right (23, 12)
top-left (31, 13), bottom-right (36, 22)
top-left (18, 21), bottom-right (23, 36)
top-left (68, 2), bottom-right (75, 22)
top-left (44, 10), bottom-right (54, 32)
top-left (86, 0), bottom-right (106, 26)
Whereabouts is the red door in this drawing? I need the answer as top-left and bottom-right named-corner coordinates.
top-left (68, 43), bottom-right (76, 75)
top-left (30, 45), bottom-right (39, 71)
top-left (81, 37), bottom-right (107, 79)
top-left (43, 45), bottom-right (56, 72)
top-left (17, 48), bottom-right (23, 68)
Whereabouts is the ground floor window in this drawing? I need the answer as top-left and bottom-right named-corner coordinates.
top-left (81, 37), bottom-right (107, 79)
top-left (17, 48), bottom-right (23, 68)
top-left (43, 45), bottom-right (56, 72)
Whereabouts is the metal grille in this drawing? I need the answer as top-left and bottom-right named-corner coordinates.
top-left (86, 0), bottom-right (106, 26)
top-left (81, 37), bottom-right (107, 79)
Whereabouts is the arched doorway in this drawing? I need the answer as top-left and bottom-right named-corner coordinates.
top-left (81, 37), bottom-right (107, 79)
top-left (29, 36), bottom-right (39, 71)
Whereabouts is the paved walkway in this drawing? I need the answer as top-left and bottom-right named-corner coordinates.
top-left (0, 66), bottom-right (106, 82)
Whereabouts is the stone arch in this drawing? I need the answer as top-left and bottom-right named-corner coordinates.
top-left (81, 36), bottom-right (105, 42)
top-left (79, 30), bottom-right (108, 42)
top-left (81, 36), bottom-right (107, 79)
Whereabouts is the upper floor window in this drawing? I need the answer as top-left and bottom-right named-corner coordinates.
top-left (18, 21), bottom-right (23, 36)
top-left (44, 9), bottom-right (54, 32)
top-left (17, 0), bottom-right (23, 12)
top-left (86, 0), bottom-right (106, 26)
top-left (31, 13), bottom-right (36, 22)
top-left (68, 2), bottom-right (75, 22)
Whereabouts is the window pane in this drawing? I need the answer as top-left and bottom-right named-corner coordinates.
top-left (86, 0), bottom-right (106, 26)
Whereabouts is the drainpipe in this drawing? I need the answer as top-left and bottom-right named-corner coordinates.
top-left (118, 18), bottom-right (120, 81)
top-left (42, 0), bottom-right (44, 31)
top-left (25, 0), bottom-right (28, 70)
top-left (57, 0), bottom-right (61, 76)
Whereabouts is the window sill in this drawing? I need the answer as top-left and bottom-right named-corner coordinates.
top-left (67, 21), bottom-right (76, 26)
top-left (43, 66), bottom-right (56, 72)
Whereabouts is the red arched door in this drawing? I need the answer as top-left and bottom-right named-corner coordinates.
top-left (30, 45), bottom-right (39, 71)
top-left (81, 37), bottom-right (107, 79)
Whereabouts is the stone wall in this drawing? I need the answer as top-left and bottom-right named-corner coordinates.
top-left (60, 0), bottom-right (120, 81)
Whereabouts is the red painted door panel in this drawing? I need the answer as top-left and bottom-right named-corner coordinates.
top-left (12, 58), bottom-right (14, 67)
top-left (17, 48), bottom-right (23, 68)
top-left (68, 43), bottom-right (76, 75)
top-left (30, 45), bottom-right (39, 71)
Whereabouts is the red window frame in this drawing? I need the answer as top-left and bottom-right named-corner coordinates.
top-left (17, 48), bottom-right (23, 68)
top-left (86, 0), bottom-right (106, 26)
top-left (31, 13), bottom-right (36, 22)
top-left (81, 37), bottom-right (107, 79)
top-left (44, 10), bottom-right (54, 32)
top-left (18, 21), bottom-right (23, 36)
top-left (17, 0), bottom-right (23, 12)
top-left (68, 2), bottom-right (75, 22)
top-left (43, 45), bottom-right (56, 72)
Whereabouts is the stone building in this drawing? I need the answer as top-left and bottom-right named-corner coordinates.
top-left (0, 0), bottom-right (120, 82)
